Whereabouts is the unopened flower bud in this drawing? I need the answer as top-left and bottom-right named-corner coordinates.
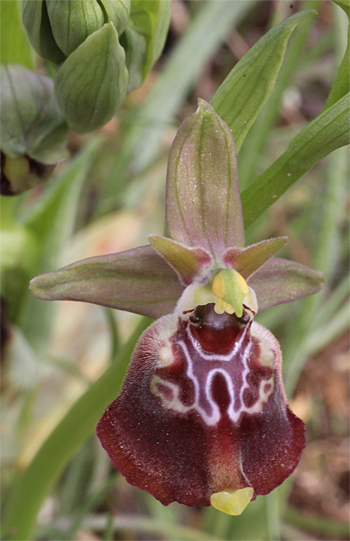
top-left (0, 65), bottom-right (69, 195)
top-left (22, 0), bottom-right (171, 133)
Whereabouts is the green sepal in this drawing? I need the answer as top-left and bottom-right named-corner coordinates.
top-left (54, 22), bottom-right (128, 134)
top-left (29, 245), bottom-right (185, 319)
top-left (128, 0), bottom-right (171, 80)
top-left (100, 0), bottom-right (131, 34)
top-left (333, 0), bottom-right (350, 16)
top-left (120, 23), bottom-right (147, 93)
top-left (46, 0), bottom-right (105, 57)
top-left (0, 65), bottom-right (69, 164)
top-left (166, 99), bottom-right (245, 258)
top-left (148, 235), bottom-right (212, 285)
top-left (22, 0), bottom-right (66, 63)
top-left (249, 258), bottom-right (324, 312)
top-left (223, 237), bottom-right (288, 279)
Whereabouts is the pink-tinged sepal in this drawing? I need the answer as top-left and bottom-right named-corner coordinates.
top-left (29, 245), bottom-right (185, 319)
top-left (248, 257), bottom-right (324, 311)
top-left (166, 100), bottom-right (245, 258)
top-left (97, 302), bottom-right (305, 506)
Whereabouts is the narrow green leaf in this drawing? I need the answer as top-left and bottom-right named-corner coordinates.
top-left (117, 0), bottom-right (257, 181)
top-left (54, 23), bottom-right (127, 134)
top-left (2, 318), bottom-right (151, 541)
top-left (211, 10), bottom-right (317, 152)
top-left (0, 0), bottom-right (34, 68)
top-left (18, 139), bottom-right (101, 353)
top-left (129, 0), bottom-right (171, 78)
top-left (323, 25), bottom-right (349, 110)
top-left (241, 92), bottom-right (350, 229)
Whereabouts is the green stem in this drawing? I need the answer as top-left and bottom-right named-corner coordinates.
top-left (284, 507), bottom-right (350, 538)
top-left (104, 307), bottom-right (120, 358)
top-left (2, 317), bottom-right (151, 541)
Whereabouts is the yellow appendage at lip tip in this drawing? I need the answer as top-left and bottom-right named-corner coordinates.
top-left (210, 487), bottom-right (254, 516)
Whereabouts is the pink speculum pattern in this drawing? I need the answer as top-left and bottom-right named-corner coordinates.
top-left (97, 303), bottom-right (306, 507)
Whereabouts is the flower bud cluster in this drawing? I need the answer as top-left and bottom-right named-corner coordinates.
top-left (0, 64), bottom-right (69, 195)
top-left (22, 0), bottom-right (171, 133)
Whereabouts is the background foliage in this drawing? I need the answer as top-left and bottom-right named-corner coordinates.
top-left (1, 1), bottom-right (349, 540)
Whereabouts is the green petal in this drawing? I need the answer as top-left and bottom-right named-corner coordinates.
top-left (166, 100), bottom-right (244, 258)
top-left (248, 257), bottom-right (324, 312)
top-left (223, 237), bottom-right (288, 278)
top-left (22, 0), bottom-right (66, 63)
top-left (148, 235), bottom-right (212, 285)
top-left (54, 22), bottom-right (128, 134)
top-left (100, 0), bottom-right (131, 34)
top-left (30, 245), bottom-right (185, 319)
top-left (120, 23), bottom-right (147, 93)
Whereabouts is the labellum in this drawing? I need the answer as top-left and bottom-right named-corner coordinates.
top-left (97, 274), bottom-right (305, 509)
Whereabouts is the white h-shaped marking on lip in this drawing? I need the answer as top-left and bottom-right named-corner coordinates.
top-left (152, 324), bottom-right (274, 426)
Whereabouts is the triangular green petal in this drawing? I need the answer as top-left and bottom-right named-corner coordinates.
top-left (148, 235), bottom-right (212, 285)
top-left (223, 237), bottom-right (288, 278)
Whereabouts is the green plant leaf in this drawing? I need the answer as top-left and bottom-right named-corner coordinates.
top-left (0, 0), bottom-right (34, 68)
top-left (54, 22), bottom-right (128, 133)
top-left (2, 317), bottom-right (151, 541)
top-left (128, 0), bottom-right (171, 79)
top-left (241, 92), bottom-right (350, 228)
top-left (323, 25), bottom-right (349, 110)
top-left (211, 9), bottom-right (317, 152)
top-left (18, 139), bottom-right (101, 352)
top-left (117, 0), bottom-right (256, 182)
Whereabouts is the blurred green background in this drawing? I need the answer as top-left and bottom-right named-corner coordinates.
top-left (1, 1), bottom-right (349, 540)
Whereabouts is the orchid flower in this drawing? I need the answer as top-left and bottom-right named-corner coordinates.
top-left (30, 100), bottom-right (323, 515)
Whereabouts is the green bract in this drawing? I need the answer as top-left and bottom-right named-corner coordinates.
top-left (0, 64), bottom-right (69, 195)
top-left (22, 0), bottom-right (171, 133)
